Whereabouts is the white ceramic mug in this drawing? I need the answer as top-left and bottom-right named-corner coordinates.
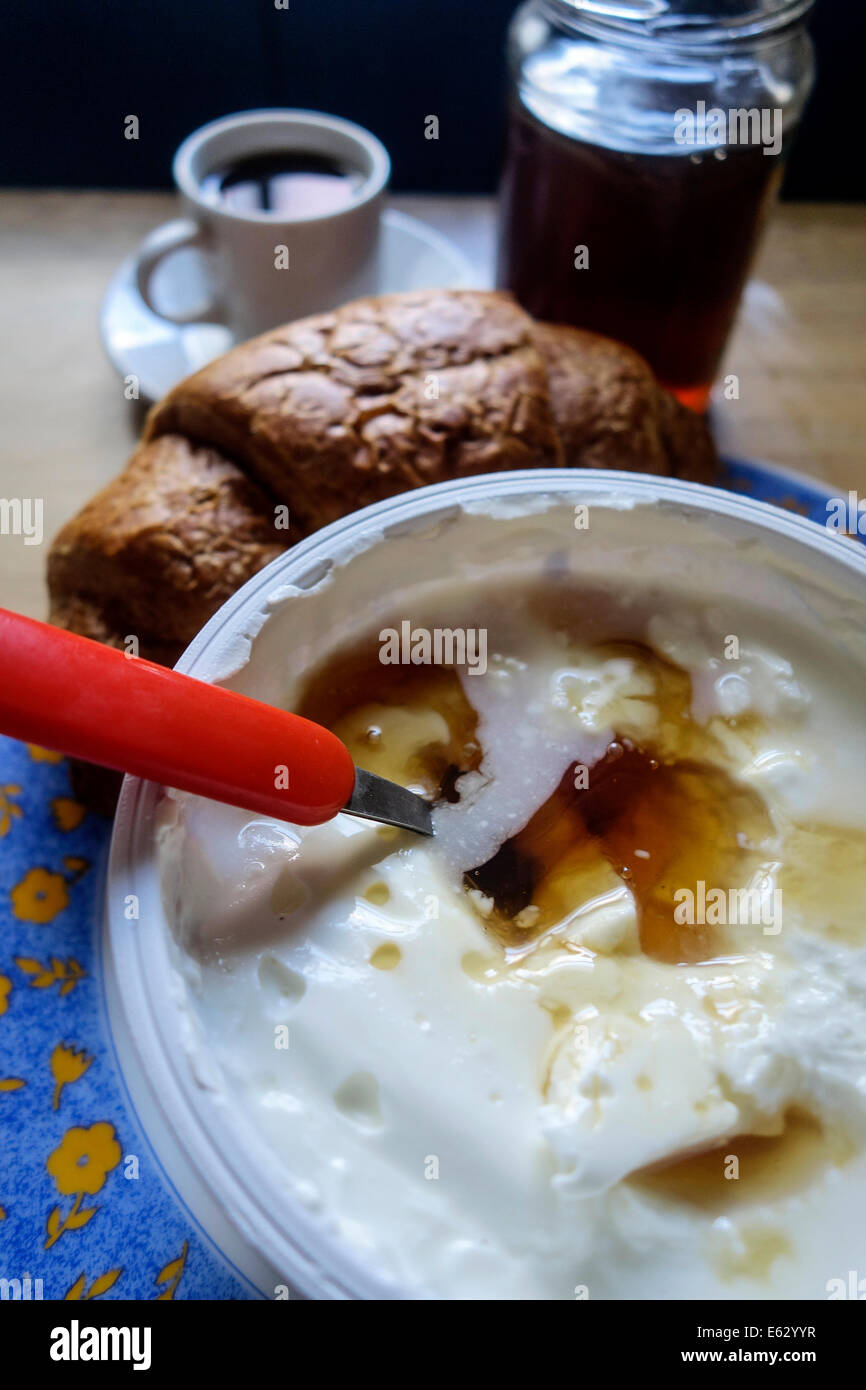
top-left (136, 109), bottom-right (390, 341)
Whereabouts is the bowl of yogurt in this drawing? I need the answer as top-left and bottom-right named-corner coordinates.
top-left (104, 470), bottom-right (866, 1300)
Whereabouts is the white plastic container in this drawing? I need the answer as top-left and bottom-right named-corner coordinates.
top-left (104, 469), bottom-right (866, 1300)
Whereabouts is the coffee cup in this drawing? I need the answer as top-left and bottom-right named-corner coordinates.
top-left (135, 108), bottom-right (390, 340)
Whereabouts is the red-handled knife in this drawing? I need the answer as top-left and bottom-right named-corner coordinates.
top-left (0, 608), bottom-right (433, 834)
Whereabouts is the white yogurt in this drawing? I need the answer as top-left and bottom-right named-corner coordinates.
top-left (151, 483), bottom-right (866, 1300)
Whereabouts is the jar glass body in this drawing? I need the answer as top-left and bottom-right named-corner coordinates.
top-left (496, 0), bottom-right (815, 406)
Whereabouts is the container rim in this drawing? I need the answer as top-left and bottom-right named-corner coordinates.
top-left (104, 468), bottom-right (866, 1300)
top-left (539, 0), bottom-right (815, 52)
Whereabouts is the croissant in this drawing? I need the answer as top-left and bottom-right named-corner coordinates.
top-left (48, 290), bottom-right (716, 809)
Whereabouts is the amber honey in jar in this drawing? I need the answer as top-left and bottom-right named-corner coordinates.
top-left (496, 0), bottom-right (815, 409)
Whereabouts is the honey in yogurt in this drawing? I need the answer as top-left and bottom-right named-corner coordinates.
top-left (465, 738), bottom-right (773, 965)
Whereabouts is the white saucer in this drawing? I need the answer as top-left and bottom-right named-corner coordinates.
top-left (100, 209), bottom-right (479, 403)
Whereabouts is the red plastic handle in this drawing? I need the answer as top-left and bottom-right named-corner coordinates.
top-left (0, 608), bottom-right (356, 825)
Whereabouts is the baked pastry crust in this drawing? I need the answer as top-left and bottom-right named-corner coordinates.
top-left (529, 321), bottom-right (715, 481)
top-left (48, 291), bottom-right (717, 808)
top-left (144, 291), bottom-right (713, 536)
top-left (48, 433), bottom-right (288, 663)
top-left (51, 291), bottom-right (718, 661)
top-left (145, 292), bottom-right (563, 531)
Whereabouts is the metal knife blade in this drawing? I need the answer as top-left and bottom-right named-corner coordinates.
top-left (343, 768), bottom-right (434, 836)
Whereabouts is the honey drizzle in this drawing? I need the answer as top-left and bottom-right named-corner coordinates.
top-left (296, 642), bottom-right (481, 800)
top-left (294, 615), bottom-right (866, 1228)
top-left (630, 1108), bottom-right (853, 1214)
top-left (466, 740), bottom-right (775, 964)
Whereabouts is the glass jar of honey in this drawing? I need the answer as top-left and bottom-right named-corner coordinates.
top-left (496, 0), bottom-right (815, 408)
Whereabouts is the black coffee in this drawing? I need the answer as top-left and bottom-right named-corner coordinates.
top-left (201, 151), bottom-right (364, 216)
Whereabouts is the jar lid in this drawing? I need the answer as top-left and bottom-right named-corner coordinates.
top-left (544, 0), bottom-right (814, 44)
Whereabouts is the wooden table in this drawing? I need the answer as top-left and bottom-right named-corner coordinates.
top-left (0, 192), bottom-right (863, 620)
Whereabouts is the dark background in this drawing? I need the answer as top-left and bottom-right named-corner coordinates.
top-left (1, 0), bottom-right (862, 199)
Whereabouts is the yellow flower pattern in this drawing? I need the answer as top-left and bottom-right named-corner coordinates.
top-left (155, 1241), bottom-right (189, 1300)
top-left (63, 856), bottom-right (90, 883)
top-left (50, 1042), bottom-right (94, 1110)
top-left (0, 783), bottom-right (22, 837)
top-left (51, 797), bottom-right (87, 832)
top-left (16, 954), bottom-right (86, 996)
top-left (26, 743), bottom-right (63, 763)
top-left (47, 1122), bottom-right (121, 1197)
top-left (3, 734), bottom-right (231, 1297)
top-left (45, 1122), bottom-right (122, 1248)
top-left (65, 1268), bottom-right (124, 1300)
top-left (10, 866), bottom-right (69, 923)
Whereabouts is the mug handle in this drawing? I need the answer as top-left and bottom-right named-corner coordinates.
top-left (135, 218), bottom-right (223, 325)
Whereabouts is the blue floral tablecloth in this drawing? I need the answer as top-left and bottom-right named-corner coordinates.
top-left (0, 739), bottom-right (252, 1300)
top-left (0, 459), bottom-right (856, 1301)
